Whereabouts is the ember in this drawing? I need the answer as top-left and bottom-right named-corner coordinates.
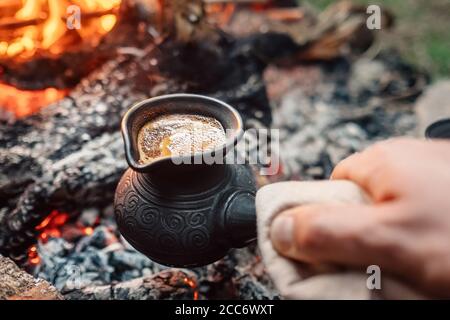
top-left (27, 245), bottom-right (40, 265)
top-left (184, 277), bottom-right (199, 300)
top-left (83, 226), bottom-right (94, 236)
top-left (0, 82), bottom-right (67, 117)
top-left (36, 210), bottom-right (69, 243)
top-left (27, 209), bottom-right (100, 267)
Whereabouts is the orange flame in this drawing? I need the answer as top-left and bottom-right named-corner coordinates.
top-left (0, 83), bottom-right (68, 118)
top-left (28, 245), bottom-right (41, 265)
top-left (183, 277), bottom-right (199, 300)
top-left (0, 0), bottom-right (121, 117)
top-left (28, 209), bottom-right (99, 265)
top-left (36, 210), bottom-right (69, 243)
top-left (83, 226), bottom-right (94, 235)
top-left (0, 0), bottom-right (122, 61)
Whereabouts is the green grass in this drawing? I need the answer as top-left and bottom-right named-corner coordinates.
top-left (304, 0), bottom-right (450, 78)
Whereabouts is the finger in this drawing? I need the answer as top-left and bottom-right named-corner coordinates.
top-left (269, 203), bottom-right (408, 272)
top-left (330, 152), bottom-right (362, 180)
top-left (331, 138), bottom-right (420, 182)
top-left (330, 145), bottom-right (398, 201)
top-left (331, 147), bottom-right (382, 184)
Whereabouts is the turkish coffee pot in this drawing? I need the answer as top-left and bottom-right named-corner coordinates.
top-left (114, 94), bottom-right (257, 267)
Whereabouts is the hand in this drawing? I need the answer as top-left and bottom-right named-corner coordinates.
top-left (270, 138), bottom-right (450, 297)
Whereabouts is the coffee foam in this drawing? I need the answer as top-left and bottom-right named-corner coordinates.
top-left (137, 114), bottom-right (226, 164)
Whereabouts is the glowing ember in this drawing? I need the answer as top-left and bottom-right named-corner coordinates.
top-left (83, 226), bottom-right (94, 235)
top-left (183, 277), bottom-right (199, 300)
top-left (0, 0), bottom-right (122, 61)
top-left (28, 245), bottom-right (41, 265)
top-left (28, 209), bottom-right (100, 266)
top-left (36, 210), bottom-right (70, 243)
top-left (0, 82), bottom-right (68, 117)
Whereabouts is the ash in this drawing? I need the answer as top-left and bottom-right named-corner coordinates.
top-left (34, 207), bottom-right (275, 300)
top-left (267, 55), bottom-right (422, 181)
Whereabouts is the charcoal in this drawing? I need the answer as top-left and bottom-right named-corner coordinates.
top-left (109, 250), bottom-right (158, 271)
top-left (38, 238), bottom-right (73, 257)
top-left (64, 270), bottom-right (197, 300)
top-left (75, 226), bottom-right (118, 251)
top-left (236, 275), bottom-right (277, 300)
top-left (79, 208), bottom-right (100, 227)
top-left (36, 236), bottom-right (116, 291)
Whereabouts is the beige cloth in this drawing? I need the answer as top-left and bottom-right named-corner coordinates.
top-left (256, 180), bottom-right (426, 299)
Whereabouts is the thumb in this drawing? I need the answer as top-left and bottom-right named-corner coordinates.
top-left (269, 203), bottom-right (400, 269)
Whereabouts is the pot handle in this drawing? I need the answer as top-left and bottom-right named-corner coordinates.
top-left (222, 190), bottom-right (257, 248)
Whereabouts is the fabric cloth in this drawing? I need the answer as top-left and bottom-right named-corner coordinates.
top-left (256, 180), bottom-right (426, 299)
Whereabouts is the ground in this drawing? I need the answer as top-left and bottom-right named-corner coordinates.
top-left (308, 0), bottom-right (450, 79)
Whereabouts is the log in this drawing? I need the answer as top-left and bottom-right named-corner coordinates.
top-left (63, 269), bottom-right (197, 300)
top-left (0, 255), bottom-right (62, 300)
top-left (0, 17), bottom-right (44, 30)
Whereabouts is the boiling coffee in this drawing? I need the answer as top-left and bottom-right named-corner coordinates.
top-left (137, 114), bottom-right (226, 164)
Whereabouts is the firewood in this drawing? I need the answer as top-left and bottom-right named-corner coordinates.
top-left (63, 269), bottom-right (197, 300)
top-left (0, 9), bottom-right (118, 30)
top-left (0, 255), bottom-right (62, 300)
top-left (0, 17), bottom-right (44, 30)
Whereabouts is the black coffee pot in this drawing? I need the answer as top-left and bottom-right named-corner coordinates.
top-left (114, 94), bottom-right (257, 267)
top-left (425, 118), bottom-right (450, 139)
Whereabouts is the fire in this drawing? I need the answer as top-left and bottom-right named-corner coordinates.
top-left (28, 209), bottom-right (99, 266)
top-left (0, 0), bottom-right (122, 60)
top-left (42, 0), bottom-right (66, 50)
top-left (183, 277), bottom-right (199, 300)
top-left (0, 82), bottom-right (68, 117)
top-left (0, 0), bottom-right (121, 117)
top-left (83, 226), bottom-right (94, 235)
top-left (28, 245), bottom-right (41, 265)
top-left (36, 210), bottom-right (70, 242)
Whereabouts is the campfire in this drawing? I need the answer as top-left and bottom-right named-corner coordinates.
top-left (0, 0), bottom-right (121, 60)
top-left (0, 83), bottom-right (67, 117)
top-left (0, 0), bottom-right (122, 117)
top-left (0, 0), bottom-right (427, 300)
